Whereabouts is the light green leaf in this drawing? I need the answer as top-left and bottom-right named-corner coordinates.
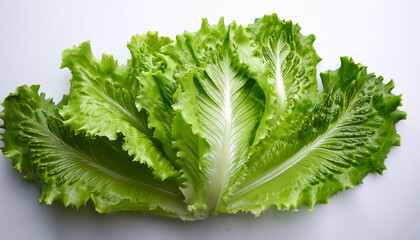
top-left (129, 33), bottom-right (206, 214)
top-left (1, 86), bottom-right (57, 180)
top-left (0, 85), bottom-right (190, 217)
top-left (136, 70), bottom-right (177, 162)
top-left (136, 70), bottom-right (178, 161)
top-left (166, 19), bottom-right (268, 215)
top-left (60, 41), bottom-right (177, 180)
top-left (129, 32), bottom-right (179, 162)
top-left (128, 32), bottom-right (173, 75)
top-left (172, 111), bottom-right (206, 218)
top-left (225, 57), bottom-right (405, 215)
top-left (247, 14), bottom-right (321, 124)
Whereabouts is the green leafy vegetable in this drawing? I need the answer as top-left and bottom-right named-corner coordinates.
top-left (0, 14), bottom-right (405, 220)
top-left (167, 19), bottom-right (269, 216)
top-left (223, 57), bottom-right (405, 215)
top-left (60, 40), bottom-right (177, 180)
top-left (0, 85), bottom-right (189, 217)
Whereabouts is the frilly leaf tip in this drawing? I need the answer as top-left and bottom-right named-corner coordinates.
top-left (201, 18), bottom-right (210, 27)
top-left (217, 16), bottom-right (225, 26)
top-left (61, 40), bottom-right (93, 69)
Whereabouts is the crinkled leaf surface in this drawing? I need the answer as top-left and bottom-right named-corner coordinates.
top-left (129, 32), bottom-right (179, 162)
top-left (224, 57), bottom-right (405, 215)
top-left (166, 19), bottom-right (269, 215)
top-left (60, 40), bottom-right (177, 180)
top-left (128, 32), bottom-right (173, 75)
top-left (0, 85), bottom-right (190, 217)
top-left (0, 15), bottom-right (405, 220)
top-left (247, 14), bottom-right (321, 124)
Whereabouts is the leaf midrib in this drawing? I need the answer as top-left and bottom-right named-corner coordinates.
top-left (232, 118), bottom-right (342, 198)
top-left (78, 69), bottom-right (154, 140)
top-left (272, 40), bottom-right (288, 115)
top-left (34, 120), bottom-right (181, 200)
top-left (232, 90), bottom-right (364, 199)
top-left (205, 55), bottom-right (234, 213)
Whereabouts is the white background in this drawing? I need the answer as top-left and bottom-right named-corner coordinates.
top-left (0, 0), bottom-right (419, 239)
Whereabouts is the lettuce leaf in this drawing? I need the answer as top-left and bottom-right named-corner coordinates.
top-left (223, 57), bottom-right (405, 215)
top-left (0, 14), bottom-right (405, 220)
top-left (166, 19), bottom-right (270, 215)
top-left (129, 33), bottom-right (179, 164)
top-left (0, 85), bottom-right (190, 217)
top-left (60, 39), bottom-right (177, 180)
top-left (247, 14), bottom-right (321, 128)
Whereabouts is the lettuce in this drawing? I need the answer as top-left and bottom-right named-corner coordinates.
top-left (0, 14), bottom-right (405, 220)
